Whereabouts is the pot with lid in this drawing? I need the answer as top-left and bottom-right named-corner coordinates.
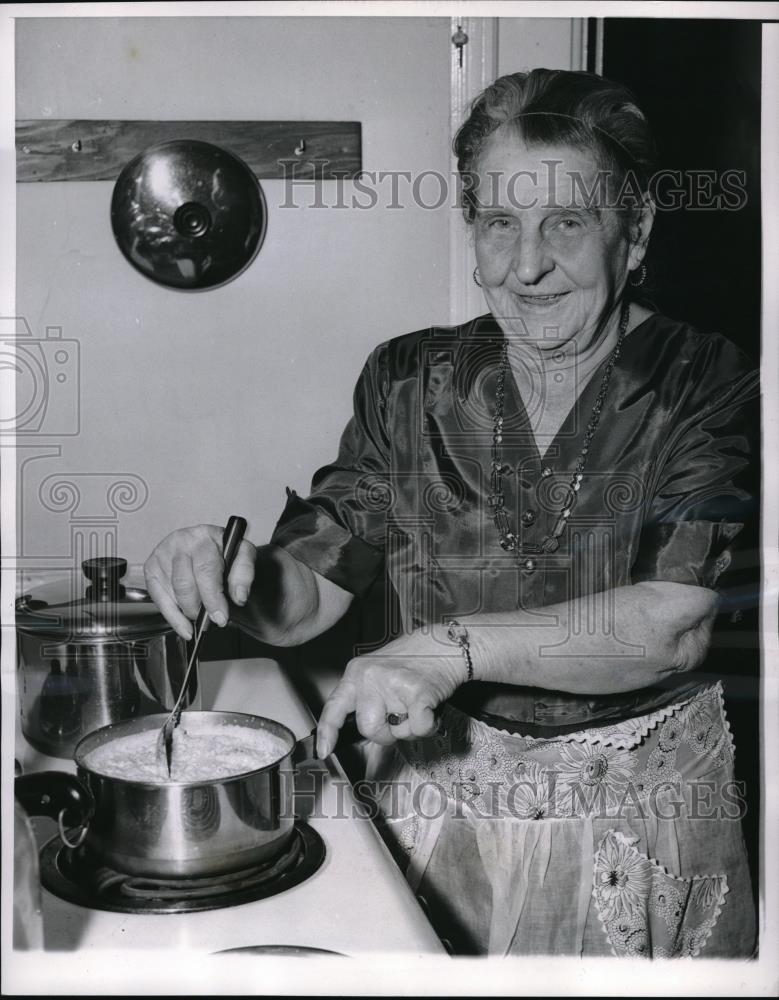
top-left (16, 556), bottom-right (198, 758)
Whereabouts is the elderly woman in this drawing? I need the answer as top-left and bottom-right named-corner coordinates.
top-left (145, 69), bottom-right (758, 957)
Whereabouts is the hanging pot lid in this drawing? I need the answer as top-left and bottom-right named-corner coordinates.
top-left (110, 139), bottom-right (267, 290)
top-left (15, 558), bottom-right (172, 640)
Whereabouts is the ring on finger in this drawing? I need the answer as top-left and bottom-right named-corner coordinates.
top-left (386, 712), bottom-right (409, 727)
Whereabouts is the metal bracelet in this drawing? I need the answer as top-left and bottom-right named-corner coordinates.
top-left (445, 619), bottom-right (474, 683)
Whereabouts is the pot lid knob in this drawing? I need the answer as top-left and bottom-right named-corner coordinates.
top-left (82, 557), bottom-right (127, 600)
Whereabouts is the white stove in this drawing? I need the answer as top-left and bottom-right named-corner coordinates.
top-left (8, 658), bottom-right (444, 992)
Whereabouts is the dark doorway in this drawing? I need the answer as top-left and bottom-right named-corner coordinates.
top-left (601, 18), bottom-right (761, 362)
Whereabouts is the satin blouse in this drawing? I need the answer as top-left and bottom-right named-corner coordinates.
top-left (270, 312), bottom-right (759, 732)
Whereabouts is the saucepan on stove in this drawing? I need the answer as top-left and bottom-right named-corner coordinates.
top-left (14, 710), bottom-right (356, 879)
top-left (16, 557), bottom-right (198, 759)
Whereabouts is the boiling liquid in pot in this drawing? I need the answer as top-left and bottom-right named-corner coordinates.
top-left (84, 724), bottom-right (289, 783)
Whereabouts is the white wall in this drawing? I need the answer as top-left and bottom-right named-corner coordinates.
top-left (15, 16), bottom-right (453, 568)
top-left (498, 17), bottom-right (584, 76)
top-left (15, 14), bottom-right (579, 575)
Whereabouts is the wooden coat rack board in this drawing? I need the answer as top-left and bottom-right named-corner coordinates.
top-left (16, 120), bottom-right (362, 182)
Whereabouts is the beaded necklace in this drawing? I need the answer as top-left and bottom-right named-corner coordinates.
top-left (488, 302), bottom-right (630, 564)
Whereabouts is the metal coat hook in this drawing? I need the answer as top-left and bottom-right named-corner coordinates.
top-left (452, 24), bottom-right (469, 67)
top-left (294, 139), bottom-right (306, 156)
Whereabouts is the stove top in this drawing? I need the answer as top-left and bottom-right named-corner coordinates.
top-left (39, 822), bottom-right (325, 914)
top-left (12, 660), bottom-right (443, 966)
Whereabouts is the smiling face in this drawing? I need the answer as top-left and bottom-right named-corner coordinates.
top-left (473, 132), bottom-right (648, 353)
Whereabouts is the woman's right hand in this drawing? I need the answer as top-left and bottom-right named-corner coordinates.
top-left (143, 525), bottom-right (257, 640)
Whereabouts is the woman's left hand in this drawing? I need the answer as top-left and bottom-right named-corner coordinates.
top-left (316, 630), bottom-right (467, 757)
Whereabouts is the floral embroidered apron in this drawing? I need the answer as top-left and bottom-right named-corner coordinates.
top-left (359, 683), bottom-right (756, 957)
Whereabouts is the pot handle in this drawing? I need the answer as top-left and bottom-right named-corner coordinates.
top-left (294, 705), bottom-right (445, 766)
top-left (293, 712), bottom-right (364, 766)
top-left (14, 771), bottom-right (95, 850)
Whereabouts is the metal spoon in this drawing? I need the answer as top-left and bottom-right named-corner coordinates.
top-left (156, 516), bottom-right (247, 777)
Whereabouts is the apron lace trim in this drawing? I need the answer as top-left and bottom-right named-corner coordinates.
top-left (468, 683), bottom-right (720, 751)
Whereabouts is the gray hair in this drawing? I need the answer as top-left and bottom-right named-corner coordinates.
top-left (454, 68), bottom-right (657, 231)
